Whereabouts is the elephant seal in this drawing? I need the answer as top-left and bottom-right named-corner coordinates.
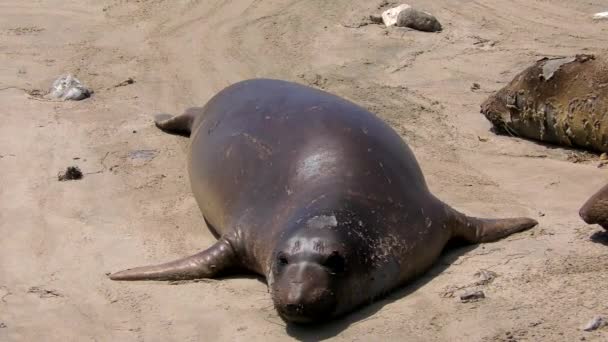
top-left (110, 78), bottom-right (537, 324)
top-left (580, 184), bottom-right (608, 229)
top-left (481, 54), bottom-right (608, 152)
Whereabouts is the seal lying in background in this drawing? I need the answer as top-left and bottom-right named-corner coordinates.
top-left (580, 184), bottom-right (608, 230)
top-left (109, 79), bottom-right (537, 324)
top-left (481, 54), bottom-right (608, 152)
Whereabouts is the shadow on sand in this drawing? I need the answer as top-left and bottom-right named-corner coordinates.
top-left (590, 230), bottom-right (608, 246)
top-left (489, 126), bottom-right (601, 157)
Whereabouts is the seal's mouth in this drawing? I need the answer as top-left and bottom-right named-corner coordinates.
top-left (276, 304), bottom-right (334, 325)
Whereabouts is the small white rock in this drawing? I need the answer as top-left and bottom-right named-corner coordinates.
top-left (49, 74), bottom-right (92, 101)
top-left (593, 11), bottom-right (608, 20)
top-left (583, 316), bottom-right (606, 331)
top-left (382, 4), bottom-right (411, 27)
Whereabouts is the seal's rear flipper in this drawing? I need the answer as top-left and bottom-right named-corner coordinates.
top-left (108, 237), bottom-right (239, 281)
top-left (154, 107), bottom-right (203, 137)
top-left (450, 210), bottom-right (538, 243)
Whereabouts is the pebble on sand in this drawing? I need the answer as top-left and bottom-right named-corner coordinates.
top-left (593, 12), bottom-right (608, 20)
top-left (381, 4), bottom-right (411, 27)
top-left (583, 316), bottom-right (606, 332)
top-left (459, 290), bottom-right (485, 303)
top-left (396, 7), bottom-right (442, 32)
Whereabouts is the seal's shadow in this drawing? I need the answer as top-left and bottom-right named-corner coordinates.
top-left (590, 230), bottom-right (608, 246)
top-left (489, 127), bottom-right (599, 157)
top-left (285, 239), bottom-right (477, 341)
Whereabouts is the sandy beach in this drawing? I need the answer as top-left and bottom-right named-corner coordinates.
top-left (1, 0), bottom-right (608, 340)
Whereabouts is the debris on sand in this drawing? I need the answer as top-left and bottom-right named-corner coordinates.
top-left (27, 286), bottom-right (63, 298)
top-left (49, 74), bottom-right (92, 101)
top-left (593, 12), bottom-right (608, 20)
top-left (471, 82), bottom-right (481, 91)
top-left (396, 8), bottom-right (442, 32)
top-left (128, 149), bottom-right (158, 161)
top-left (473, 269), bottom-right (497, 286)
top-left (382, 4), bottom-right (411, 27)
top-left (583, 316), bottom-right (606, 331)
top-left (0, 322), bottom-right (6, 328)
top-left (441, 269), bottom-right (498, 298)
top-left (128, 149), bottom-right (159, 167)
top-left (111, 77), bottom-right (135, 89)
top-left (459, 290), bottom-right (485, 303)
top-left (58, 166), bottom-right (83, 181)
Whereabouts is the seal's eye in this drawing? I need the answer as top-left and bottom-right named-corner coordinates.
top-left (277, 253), bottom-right (289, 266)
top-left (323, 251), bottom-right (345, 274)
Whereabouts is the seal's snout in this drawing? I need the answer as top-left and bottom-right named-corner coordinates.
top-left (277, 288), bottom-right (337, 324)
top-left (272, 261), bottom-right (338, 324)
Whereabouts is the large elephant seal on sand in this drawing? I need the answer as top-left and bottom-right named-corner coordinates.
top-left (110, 79), bottom-right (537, 323)
top-left (481, 54), bottom-right (608, 152)
top-left (580, 184), bottom-right (608, 229)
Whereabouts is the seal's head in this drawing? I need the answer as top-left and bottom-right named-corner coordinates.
top-left (268, 212), bottom-right (369, 324)
top-left (580, 184), bottom-right (608, 229)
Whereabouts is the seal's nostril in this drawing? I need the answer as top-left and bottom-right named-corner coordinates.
top-left (285, 303), bottom-right (302, 314)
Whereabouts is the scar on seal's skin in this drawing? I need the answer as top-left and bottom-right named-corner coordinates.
top-left (238, 132), bottom-right (272, 159)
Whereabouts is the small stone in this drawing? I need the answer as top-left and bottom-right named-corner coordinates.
top-left (471, 82), bottom-right (481, 91)
top-left (114, 78), bottom-right (135, 87)
top-left (460, 290), bottom-right (485, 302)
top-left (396, 8), bottom-right (442, 32)
top-left (600, 152), bottom-right (608, 160)
top-left (583, 316), bottom-right (606, 331)
top-left (593, 12), bottom-right (608, 20)
top-left (382, 4), bottom-right (411, 27)
top-left (0, 322), bottom-right (6, 328)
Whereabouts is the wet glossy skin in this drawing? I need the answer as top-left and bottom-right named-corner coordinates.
top-left (188, 79), bottom-right (451, 321)
top-left (110, 79), bottom-right (536, 324)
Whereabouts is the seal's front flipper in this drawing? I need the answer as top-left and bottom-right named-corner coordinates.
top-left (109, 237), bottom-right (239, 281)
top-left (154, 107), bottom-right (204, 137)
top-left (450, 209), bottom-right (538, 243)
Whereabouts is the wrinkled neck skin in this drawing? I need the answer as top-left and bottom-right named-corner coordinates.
top-left (264, 203), bottom-right (406, 323)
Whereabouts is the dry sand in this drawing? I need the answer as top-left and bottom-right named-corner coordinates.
top-left (1, 0), bottom-right (608, 341)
